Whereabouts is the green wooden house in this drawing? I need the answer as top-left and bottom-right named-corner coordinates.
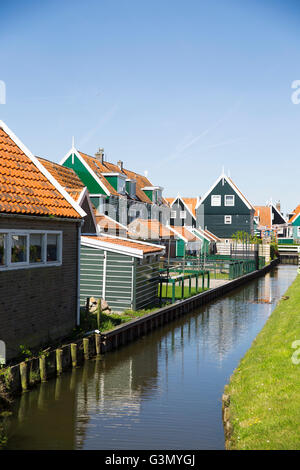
top-left (80, 235), bottom-right (164, 312)
top-left (60, 146), bottom-right (169, 226)
top-left (288, 206), bottom-right (300, 242)
top-left (196, 172), bottom-right (255, 239)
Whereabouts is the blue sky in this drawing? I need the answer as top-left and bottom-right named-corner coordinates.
top-left (1, 0), bottom-right (300, 213)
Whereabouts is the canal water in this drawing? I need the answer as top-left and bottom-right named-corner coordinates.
top-left (5, 265), bottom-right (297, 450)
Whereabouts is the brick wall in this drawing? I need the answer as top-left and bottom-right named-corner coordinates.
top-left (0, 216), bottom-right (80, 360)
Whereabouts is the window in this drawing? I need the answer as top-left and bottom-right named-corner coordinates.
top-left (11, 235), bottom-right (27, 263)
top-left (180, 211), bottom-right (186, 219)
top-left (224, 215), bottom-right (232, 224)
top-left (225, 195), bottom-right (235, 207)
top-left (0, 234), bottom-right (5, 266)
top-left (47, 234), bottom-right (59, 262)
top-left (118, 177), bottom-right (126, 194)
top-left (30, 233), bottom-right (44, 263)
top-left (0, 230), bottom-right (62, 271)
top-left (171, 210), bottom-right (176, 219)
top-left (297, 227), bottom-right (300, 237)
top-left (211, 195), bottom-right (221, 206)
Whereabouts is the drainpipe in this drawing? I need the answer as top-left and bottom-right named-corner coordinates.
top-left (77, 220), bottom-right (83, 326)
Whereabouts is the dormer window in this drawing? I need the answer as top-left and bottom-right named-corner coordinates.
top-left (126, 179), bottom-right (136, 198)
top-left (142, 186), bottom-right (163, 204)
top-left (102, 173), bottom-right (126, 195)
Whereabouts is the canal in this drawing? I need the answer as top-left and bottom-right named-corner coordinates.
top-left (5, 265), bottom-right (297, 450)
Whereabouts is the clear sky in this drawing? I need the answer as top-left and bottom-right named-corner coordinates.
top-left (1, 0), bottom-right (300, 214)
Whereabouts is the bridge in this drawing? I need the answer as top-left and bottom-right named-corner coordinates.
top-left (277, 245), bottom-right (300, 265)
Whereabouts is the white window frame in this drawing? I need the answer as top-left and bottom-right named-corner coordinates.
top-left (297, 227), bottom-right (300, 237)
top-left (211, 195), bottom-right (221, 206)
top-left (224, 215), bottom-right (232, 224)
top-left (0, 230), bottom-right (62, 271)
top-left (171, 210), bottom-right (176, 219)
top-left (224, 195), bottom-right (235, 207)
top-left (180, 210), bottom-right (186, 219)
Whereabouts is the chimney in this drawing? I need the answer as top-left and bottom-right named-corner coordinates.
top-left (117, 160), bottom-right (123, 171)
top-left (276, 201), bottom-right (281, 213)
top-left (95, 148), bottom-right (104, 164)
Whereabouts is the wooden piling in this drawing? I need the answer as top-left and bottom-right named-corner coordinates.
top-left (95, 334), bottom-right (101, 355)
top-left (83, 338), bottom-right (89, 359)
top-left (39, 356), bottom-right (47, 382)
top-left (71, 343), bottom-right (77, 367)
top-left (19, 362), bottom-right (28, 391)
top-left (56, 349), bottom-right (63, 375)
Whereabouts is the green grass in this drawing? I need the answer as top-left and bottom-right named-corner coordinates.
top-left (226, 273), bottom-right (300, 450)
top-left (159, 284), bottom-right (205, 300)
top-left (79, 306), bottom-right (159, 334)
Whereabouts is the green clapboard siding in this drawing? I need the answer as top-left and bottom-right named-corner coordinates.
top-left (134, 260), bottom-right (160, 310)
top-left (80, 246), bottom-right (104, 305)
top-left (63, 153), bottom-right (106, 194)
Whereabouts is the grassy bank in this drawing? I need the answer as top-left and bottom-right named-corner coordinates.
top-left (79, 306), bottom-right (159, 334)
top-left (226, 273), bottom-right (300, 450)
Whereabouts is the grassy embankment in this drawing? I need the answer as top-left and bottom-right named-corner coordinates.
top-left (226, 273), bottom-right (300, 450)
top-left (80, 285), bottom-right (207, 333)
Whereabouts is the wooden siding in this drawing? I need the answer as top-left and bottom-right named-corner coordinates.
top-left (170, 198), bottom-right (196, 227)
top-left (134, 259), bottom-right (160, 310)
top-left (80, 245), bottom-right (133, 312)
top-left (63, 153), bottom-right (106, 194)
top-left (197, 178), bottom-right (254, 238)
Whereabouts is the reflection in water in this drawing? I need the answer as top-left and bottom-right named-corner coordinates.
top-left (6, 266), bottom-right (297, 450)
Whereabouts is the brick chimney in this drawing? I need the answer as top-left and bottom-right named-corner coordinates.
top-left (117, 160), bottom-right (123, 171)
top-left (95, 148), bottom-right (104, 164)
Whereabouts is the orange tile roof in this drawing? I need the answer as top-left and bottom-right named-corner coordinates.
top-left (0, 127), bottom-right (81, 218)
top-left (254, 206), bottom-right (272, 228)
top-left (78, 151), bottom-right (154, 204)
top-left (83, 235), bottom-right (164, 254)
top-left (181, 198), bottom-right (197, 218)
top-left (169, 225), bottom-right (197, 242)
top-left (38, 157), bottom-right (85, 201)
top-left (128, 218), bottom-right (175, 239)
top-left (95, 214), bottom-right (127, 231)
top-left (289, 205), bottom-right (300, 223)
top-left (165, 197), bottom-right (174, 206)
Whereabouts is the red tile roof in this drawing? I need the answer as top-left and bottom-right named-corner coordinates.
top-left (83, 235), bottom-right (164, 254)
top-left (78, 151), bottom-right (154, 204)
top-left (127, 218), bottom-right (175, 239)
top-left (0, 126), bottom-right (81, 218)
top-left (254, 206), bottom-right (272, 228)
top-left (38, 157), bottom-right (85, 201)
top-left (181, 198), bottom-right (197, 218)
top-left (289, 205), bottom-right (300, 223)
top-left (169, 225), bottom-right (197, 242)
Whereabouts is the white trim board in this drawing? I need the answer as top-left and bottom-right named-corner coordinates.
top-left (81, 236), bottom-right (164, 259)
top-left (0, 121), bottom-right (86, 219)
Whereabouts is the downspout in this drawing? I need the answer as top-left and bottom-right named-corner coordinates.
top-left (103, 250), bottom-right (107, 300)
top-left (77, 220), bottom-right (83, 326)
